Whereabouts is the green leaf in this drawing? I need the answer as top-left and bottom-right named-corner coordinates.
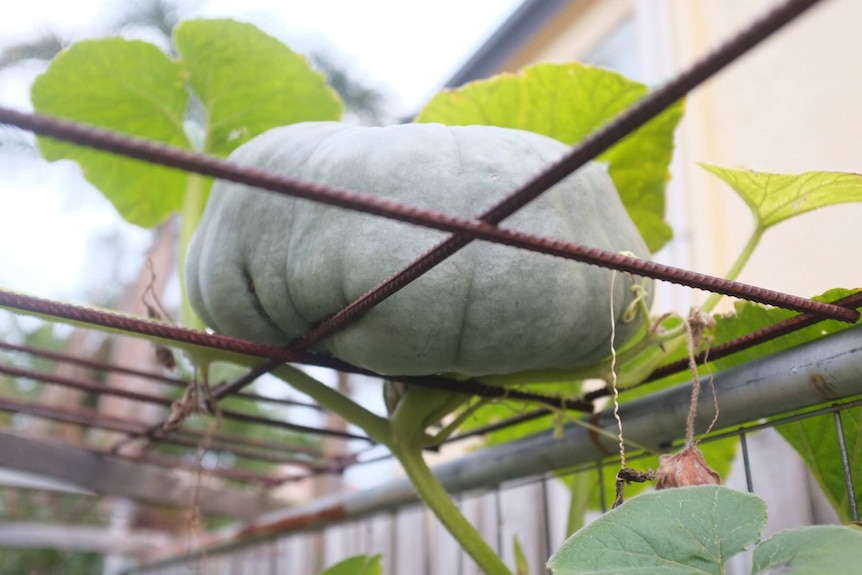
top-left (416, 62), bottom-right (683, 252)
top-left (703, 288), bottom-right (862, 521)
top-left (461, 382), bottom-right (578, 447)
top-left (777, 410), bottom-right (862, 524)
top-left (548, 486), bottom-right (766, 575)
top-left (174, 19), bottom-right (342, 157)
top-left (31, 20), bottom-right (343, 230)
top-left (700, 164), bottom-right (862, 231)
top-left (513, 535), bottom-right (530, 575)
top-left (564, 471), bottom-right (595, 536)
top-left (751, 526), bottom-right (862, 575)
top-left (31, 38), bottom-right (192, 227)
top-left (317, 554), bottom-right (382, 575)
top-left (709, 289), bottom-right (859, 371)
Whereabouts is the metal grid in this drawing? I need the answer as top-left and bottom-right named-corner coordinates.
top-left (125, 397), bottom-right (862, 575)
top-left (0, 0), bottom-right (859, 564)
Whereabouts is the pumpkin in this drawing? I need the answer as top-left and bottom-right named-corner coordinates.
top-left (185, 122), bottom-right (652, 377)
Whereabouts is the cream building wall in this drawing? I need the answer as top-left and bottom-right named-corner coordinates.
top-left (480, 0), bottom-right (858, 568)
top-left (496, 0), bottom-right (862, 311)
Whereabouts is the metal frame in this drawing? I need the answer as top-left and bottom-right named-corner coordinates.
top-left (135, 322), bottom-right (862, 566)
top-left (0, 0), bottom-right (858, 568)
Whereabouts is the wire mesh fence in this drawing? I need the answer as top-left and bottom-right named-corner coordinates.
top-left (0, 0), bottom-right (860, 572)
top-left (124, 394), bottom-right (862, 575)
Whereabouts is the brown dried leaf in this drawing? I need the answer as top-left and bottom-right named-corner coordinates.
top-left (656, 445), bottom-right (721, 489)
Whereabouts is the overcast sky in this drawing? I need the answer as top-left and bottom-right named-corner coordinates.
top-left (1, 0), bottom-right (522, 113)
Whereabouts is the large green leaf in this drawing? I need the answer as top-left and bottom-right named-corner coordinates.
top-left (548, 486), bottom-right (766, 575)
top-left (701, 164), bottom-right (862, 231)
top-left (31, 19), bottom-right (343, 229)
top-left (317, 554), bottom-right (382, 575)
top-left (702, 288), bottom-right (862, 521)
top-left (751, 526), bottom-right (862, 575)
top-left (31, 39), bottom-right (192, 227)
top-left (778, 409), bottom-right (862, 523)
top-left (708, 288), bottom-right (859, 370)
top-left (174, 19), bottom-right (341, 157)
top-left (416, 62), bottom-right (683, 252)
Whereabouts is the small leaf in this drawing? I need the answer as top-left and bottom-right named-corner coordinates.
top-left (565, 471), bottom-right (595, 536)
top-left (416, 62), bottom-right (683, 252)
top-left (547, 486), bottom-right (765, 575)
top-left (461, 382), bottom-right (580, 447)
top-left (700, 164), bottom-right (862, 231)
top-left (513, 535), bottom-right (530, 575)
top-left (31, 38), bottom-right (192, 227)
top-left (751, 526), bottom-right (862, 575)
top-left (317, 554), bottom-right (382, 575)
top-left (174, 19), bottom-right (342, 157)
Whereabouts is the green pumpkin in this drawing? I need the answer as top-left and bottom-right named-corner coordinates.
top-left (186, 122), bottom-right (652, 377)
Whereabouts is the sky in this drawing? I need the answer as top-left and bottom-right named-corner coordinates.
top-left (1, 0), bottom-right (523, 114)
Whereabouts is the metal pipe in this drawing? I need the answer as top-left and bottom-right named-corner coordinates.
top-left (142, 322), bottom-right (862, 566)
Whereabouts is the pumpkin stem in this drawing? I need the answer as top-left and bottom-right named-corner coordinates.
top-left (425, 397), bottom-right (488, 446)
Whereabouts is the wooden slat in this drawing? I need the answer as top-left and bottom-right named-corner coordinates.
top-left (0, 430), bottom-right (276, 519)
top-left (0, 522), bottom-right (170, 555)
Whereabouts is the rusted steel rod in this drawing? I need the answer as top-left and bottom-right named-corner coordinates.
top-left (173, 427), bottom-right (322, 458)
top-left (646, 290), bottom-right (862, 381)
top-left (111, 451), bottom-right (286, 486)
top-left (0, 0), bottom-right (837, 460)
top-left (0, 288), bottom-right (594, 412)
top-left (291, 0), bottom-right (831, 350)
top-left (141, 321), bottom-right (862, 565)
top-left (0, 362), bottom-right (363, 441)
top-left (0, 395), bottom-right (326, 468)
top-left (483, 290), bottom-right (862, 426)
top-left (0, 115), bottom-right (849, 323)
top-left (0, 340), bottom-right (321, 410)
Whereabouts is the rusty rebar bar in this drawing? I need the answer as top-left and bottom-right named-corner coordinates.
top-left (112, 451), bottom-right (286, 487)
top-left (0, 340), bottom-right (322, 410)
top-left (0, 362), bottom-right (364, 440)
top-left (0, 108), bottom-right (850, 325)
top-left (292, 0), bottom-right (832, 351)
top-left (461, 290), bottom-right (862, 434)
top-left (0, 394), bottom-right (327, 468)
top-left (647, 290), bottom-right (862, 381)
top-left (0, 288), bottom-right (594, 413)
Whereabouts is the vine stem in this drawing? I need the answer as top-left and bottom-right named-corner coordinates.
top-left (273, 369), bottom-right (511, 574)
top-left (391, 386), bottom-right (512, 575)
top-left (270, 365), bottom-right (390, 444)
top-left (179, 173), bottom-right (208, 331)
top-left (392, 441), bottom-right (512, 575)
top-left (700, 226), bottom-right (764, 314)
